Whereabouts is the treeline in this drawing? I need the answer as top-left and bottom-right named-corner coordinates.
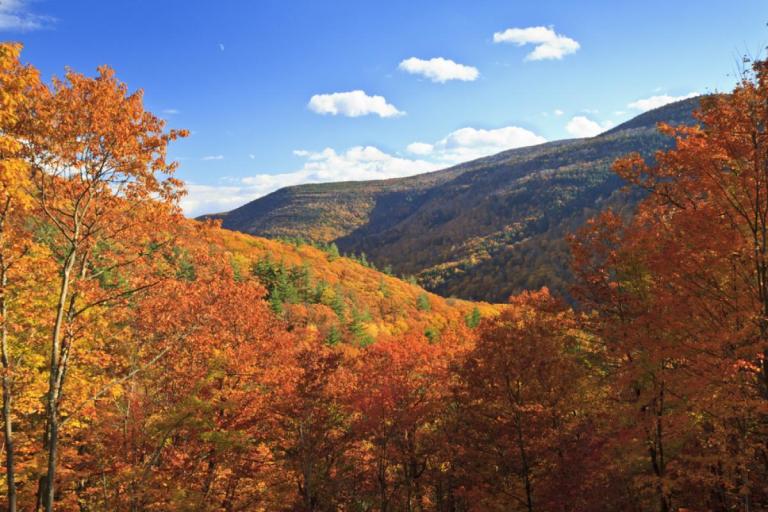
top-left (1, 42), bottom-right (768, 512)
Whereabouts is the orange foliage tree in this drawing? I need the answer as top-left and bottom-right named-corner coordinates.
top-left (455, 289), bottom-right (601, 512)
top-left (0, 42), bottom-right (44, 512)
top-left (22, 63), bottom-right (187, 510)
top-left (347, 331), bottom-right (465, 512)
top-left (571, 58), bottom-right (768, 510)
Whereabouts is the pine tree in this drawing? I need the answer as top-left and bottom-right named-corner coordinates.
top-left (326, 242), bottom-right (340, 261)
top-left (465, 306), bottom-right (481, 328)
top-left (349, 308), bottom-right (373, 347)
top-left (328, 288), bottom-right (346, 321)
top-left (324, 325), bottom-right (342, 346)
top-left (416, 293), bottom-right (431, 311)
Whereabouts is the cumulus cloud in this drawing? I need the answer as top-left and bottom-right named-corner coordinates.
top-left (182, 125), bottom-right (547, 217)
top-left (254, 146), bottom-right (437, 184)
top-left (0, 0), bottom-right (53, 31)
top-left (627, 92), bottom-right (698, 112)
top-left (181, 146), bottom-right (439, 216)
top-left (181, 183), bottom-right (253, 216)
top-left (308, 90), bottom-right (404, 118)
top-left (406, 142), bottom-right (434, 155)
top-left (404, 126), bottom-right (548, 162)
top-left (554, 109), bottom-right (564, 116)
top-left (565, 116), bottom-right (614, 138)
top-left (202, 155), bottom-right (224, 161)
top-left (493, 26), bottom-right (580, 61)
top-left (430, 126), bottom-right (546, 163)
top-left (398, 57), bottom-right (479, 83)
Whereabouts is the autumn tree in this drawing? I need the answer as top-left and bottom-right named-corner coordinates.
top-left (348, 333), bottom-right (457, 511)
top-left (270, 338), bottom-right (355, 511)
top-left (571, 211), bottom-right (696, 511)
top-left (23, 65), bottom-right (187, 511)
top-left (0, 42), bottom-right (45, 512)
top-left (456, 289), bottom-right (600, 512)
top-left (571, 58), bottom-right (768, 510)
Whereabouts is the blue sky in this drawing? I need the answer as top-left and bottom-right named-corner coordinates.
top-left (4, 0), bottom-right (768, 215)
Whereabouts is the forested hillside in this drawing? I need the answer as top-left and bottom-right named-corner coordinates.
top-left (209, 98), bottom-right (699, 301)
top-left (196, 225), bottom-right (497, 345)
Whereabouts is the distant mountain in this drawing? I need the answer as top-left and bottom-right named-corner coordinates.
top-left (204, 97), bottom-right (701, 302)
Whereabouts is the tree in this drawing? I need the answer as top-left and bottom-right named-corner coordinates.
top-left (416, 293), bottom-right (431, 312)
top-left (348, 333), bottom-right (455, 511)
top-left (349, 308), bottom-right (373, 347)
top-left (465, 306), bottom-right (481, 329)
top-left (570, 58), bottom-right (768, 510)
top-left (25, 65), bottom-right (187, 511)
top-left (457, 289), bottom-right (599, 511)
top-left (326, 242), bottom-right (340, 261)
top-left (571, 211), bottom-right (691, 511)
top-left (272, 338), bottom-right (354, 511)
top-left (0, 42), bottom-right (43, 512)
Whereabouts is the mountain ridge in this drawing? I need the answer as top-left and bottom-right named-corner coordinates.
top-left (204, 97), bottom-right (702, 301)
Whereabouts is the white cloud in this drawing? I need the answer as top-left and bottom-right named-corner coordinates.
top-left (566, 116), bottom-right (614, 138)
top-left (554, 109), bottom-right (564, 116)
top-left (493, 26), bottom-right (580, 61)
top-left (182, 146), bottom-right (440, 216)
top-left (398, 57), bottom-right (479, 83)
top-left (248, 146), bottom-right (438, 185)
top-left (627, 92), bottom-right (698, 112)
top-left (0, 0), bottom-right (53, 31)
top-left (161, 108), bottom-right (180, 115)
top-left (308, 90), bottom-right (404, 118)
top-left (406, 142), bottom-right (434, 155)
top-left (248, 154), bottom-right (256, 160)
top-left (182, 184), bottom-right (253, 216)
top-left (429, 126), bottom-right (547, 163)
top-left (183, 126), bottom-right (546, 216)
top-left (202, 155), bottom-right (224, 161)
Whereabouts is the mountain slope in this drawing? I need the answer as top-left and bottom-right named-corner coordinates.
top-left (190, 220), bottom-right (498, 343)
top-left (207, 97), bottom-right (701, 301)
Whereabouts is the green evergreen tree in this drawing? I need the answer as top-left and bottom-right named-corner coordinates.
top-left (328, 288), bottom-right (346, 321)
top-left (349, 308), bottom-right (373, 347)
top-left (273, 262), bottom-right (299, 306)
top-left (465, 306), bottom-right (481, 329)
top-left (324, 325), bottom-right (342, 346)
top-left (252, 255), bottom-right (277, 287)
top-left (290, 262), bottom-right (312, 302)
top-left (313, 279), bottom-right (328, 303)
top-left (326, 242), bottom-right (340, 261)
top-left (416, 292), bottom-right (431, 311)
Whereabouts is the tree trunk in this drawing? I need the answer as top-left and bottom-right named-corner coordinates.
top-left (1, 262), bottom-right (16, 512)
top-left (514, 414), bottom-right (534, 512)
top-left (42, 247), bottom-right (77, 512)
